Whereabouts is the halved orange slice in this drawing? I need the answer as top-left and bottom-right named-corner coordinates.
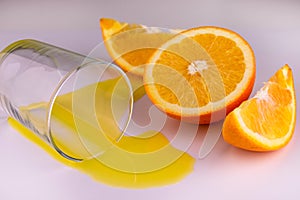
top-left (100, 18), bottom-right (180, 76)
top-left (144, 26), bottom-right (256, 124)
top-left (222, 65), bottom-right (296, 151)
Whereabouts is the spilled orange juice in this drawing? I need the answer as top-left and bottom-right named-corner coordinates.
top-left (8, 78), bottom-right (195, 188)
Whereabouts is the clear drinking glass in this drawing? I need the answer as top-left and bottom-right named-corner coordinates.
top-left (0, 39), bottom-right (133, 161)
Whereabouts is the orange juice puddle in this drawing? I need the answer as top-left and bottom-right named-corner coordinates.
top-left (8, 78), bottom-right (195, 189)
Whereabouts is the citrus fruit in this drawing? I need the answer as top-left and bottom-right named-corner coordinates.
top-left (100, 18), bottom-right (180, 76)
top-left (144, 26), bottom-right (255, 124)
top-left (222, 65), bottom-right (296, 151)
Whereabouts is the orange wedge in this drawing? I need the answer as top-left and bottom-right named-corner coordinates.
top-left (144, 26), bottom-right (256, 124)
top-left (222, 65), bottom-right (296, 151)
top-left (100, 18), bottom-right (180, 76)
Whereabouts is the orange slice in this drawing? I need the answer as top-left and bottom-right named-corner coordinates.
top-left (100, 18), bottom-right (180, 76)
top-left (144, 26), bottom-right (256, 124)
top-left (222, 65), bottom-right (296, 151)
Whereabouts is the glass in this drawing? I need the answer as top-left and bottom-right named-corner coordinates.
top-left (0, 39), bottom-right (133, 161)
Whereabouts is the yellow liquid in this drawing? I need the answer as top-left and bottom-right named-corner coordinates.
top-left (8, 78), bottom-right (195, 188)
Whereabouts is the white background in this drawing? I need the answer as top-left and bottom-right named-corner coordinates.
top-left (1, 0), bottom-right (300, 199)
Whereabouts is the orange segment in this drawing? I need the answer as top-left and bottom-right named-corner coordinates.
top-left (222, 65), bottom-right (296, 151)
top-left (100, 18), bottom-right (180, 76)
top-left (144, 27), bottom-right (256, 124)
top-left (192, 34), bottom-right (246, 95)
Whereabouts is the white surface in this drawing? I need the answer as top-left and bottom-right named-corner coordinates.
top-left (1, 0), bottom-right (300, 200)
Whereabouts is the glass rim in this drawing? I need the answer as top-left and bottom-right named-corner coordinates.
top-left (46, 60), bottom-right (134, 162)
